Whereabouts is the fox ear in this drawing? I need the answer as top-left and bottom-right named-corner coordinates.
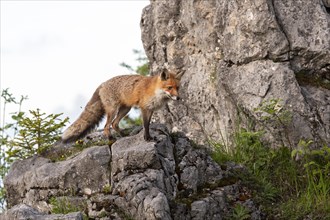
top-left (160, 69), bottom-right (169, 81)
top-left (175, 69), bottom-right (185, 80)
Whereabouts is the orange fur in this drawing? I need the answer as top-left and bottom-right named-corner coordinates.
top-left (62, 70), bottom-right (182, 142)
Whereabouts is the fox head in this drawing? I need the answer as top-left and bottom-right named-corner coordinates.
top-left (158, 69), bottom-right (184, 101)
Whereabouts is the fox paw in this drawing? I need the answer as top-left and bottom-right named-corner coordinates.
top-left (144, 134), bottom-right (153, 142)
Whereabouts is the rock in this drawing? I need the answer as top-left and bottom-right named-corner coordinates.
top-left (109, 124), bottom-right (261, 219)
top-left (274, 0), bottom-right (330, 72)
top-left (4, 145), bottom-right (111, 212)
top-left (4, 124), bottom-right (261, 219)
top-left (190, 189), bottom-right (226, 220)
top-left (110, 125), bottom-right (176, 220)
top-left (141, 0), bottom-right (330, 147)
top-left (0, 204), bottom-right (83, 220)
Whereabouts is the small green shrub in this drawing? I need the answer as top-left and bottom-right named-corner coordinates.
top-left (49, 196), bottom-right (86, 215)
top-left (102, 183), bottom-right (112, 194)
top-left (231, 204), bottom-right (250, 220)
top-left (211, 128), bottom-right (330, 219)
top-left (211, 97), bottom-right (330, 219)
top-left (254, 99), bottom-right (292, 124)
top-left (0, 89), bottom-right (69, 211)
top-left (6, 109), bottom-right (69, 162)
top-left (292, 141), bottom-right (330, 215)
top-left (254, 98), bottom-right (293, 147)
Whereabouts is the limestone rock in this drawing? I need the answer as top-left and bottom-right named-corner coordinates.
top-left (141, 0), bottom-right (330, 147)
top-left (4, 145), bottom-right (111, 212)
top-left (4, 125), bottom-right (261, 219)
top-left (0, 204), bottom-right (83, 220)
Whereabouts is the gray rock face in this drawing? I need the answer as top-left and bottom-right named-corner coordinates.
top-left (141, 0), bottom-right (330, 147)
top-left (4, 145), bottom-right (111, 213)
top-left (3, 125), bottom-right (261, 219)
top-left (0, 204), bottom-right (83, 220)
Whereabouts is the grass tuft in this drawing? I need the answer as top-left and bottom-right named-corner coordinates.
top-left (211, 129), bottom-right (330, 219)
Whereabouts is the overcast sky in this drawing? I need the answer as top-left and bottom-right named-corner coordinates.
top-left (1, 0), bottom-right (149, 124)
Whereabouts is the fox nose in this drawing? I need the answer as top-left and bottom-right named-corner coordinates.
top-left (172, 96), bottom-right (180, 101)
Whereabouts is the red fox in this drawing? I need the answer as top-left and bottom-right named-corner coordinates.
top-left (62, 69), bottom-right (183, 142)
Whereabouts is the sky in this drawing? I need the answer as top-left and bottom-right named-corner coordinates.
top-left (0, 0), bottom-right (149, 125)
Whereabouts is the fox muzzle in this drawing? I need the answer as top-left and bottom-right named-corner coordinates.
top-left (171, 96), bottom-right (180, 101)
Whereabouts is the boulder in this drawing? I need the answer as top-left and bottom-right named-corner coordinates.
top-left (4, 145), bottom-right (111, 213)
top-left (0, 204), bottom-right (83, 220)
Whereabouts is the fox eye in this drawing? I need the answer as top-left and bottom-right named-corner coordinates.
top-left (167, 86), bottom-right (173, 90)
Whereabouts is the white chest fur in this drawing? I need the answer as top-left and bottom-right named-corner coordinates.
top-left (145, 89), bottom-right (170, 110)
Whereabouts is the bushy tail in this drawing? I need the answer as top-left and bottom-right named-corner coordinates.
top-left (62, 88), bottom-right (104, 143)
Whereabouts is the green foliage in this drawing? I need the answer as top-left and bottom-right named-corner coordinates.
top-left (1, 88), bottom-right (28, 149)
top-left (212, 130), bottom-right (330, 218)
top-left (279, 143), bottom-right (330, 220)
top-left (6, 109), bottom-right (69, 162)
top-left (0, 88), bottom-right (69, 211)
top-left (119, 115), bottom-right (142, 129)
top-left (211, 130), bottom-right (284, 203)
top-left (120, 49), bottom-right (149, 76)
top-left (102, 183), bottom-right (112, 194)
top-left (291, 140), bottom-right (330, 215)
top-left (231, 204), bottom-right (250, 220)
top-left (254, 98), bottom-right (293, 147)
top-left (211, 100), bottom-right (330, 219)
top-left (0, 88), bottom-right (28, 211)
top-left (254, 99), bottom-right (292, 124)
top-left (49, 196), bottom-right (87, 218)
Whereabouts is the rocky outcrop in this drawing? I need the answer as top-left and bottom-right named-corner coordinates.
top-left (0, 204), bottom-right (83, 220)
top-left (4, 145), bottom-right (111, 212)
top-left (2, 124), bottom-right (261, 219)
top-left (141, 0), bottom-right (330, 147)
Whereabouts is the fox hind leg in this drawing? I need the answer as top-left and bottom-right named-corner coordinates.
top-left (112, 105), bottom-right (131, 136)
top-left (103, 106), bottom-right (117, 139)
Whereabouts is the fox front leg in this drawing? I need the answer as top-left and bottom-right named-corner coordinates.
top-left (141, 109), bottom-right (153, 141)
